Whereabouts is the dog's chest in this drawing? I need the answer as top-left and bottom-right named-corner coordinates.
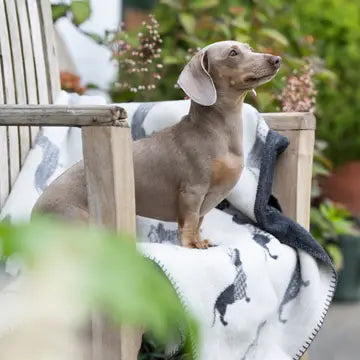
top-left (200, 152), bottom-right (242, 216)
top-left (210, 152), bottom-right (243, 188)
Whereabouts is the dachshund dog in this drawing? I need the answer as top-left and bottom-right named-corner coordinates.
top-left (32, 41), bottom-right (281, 248)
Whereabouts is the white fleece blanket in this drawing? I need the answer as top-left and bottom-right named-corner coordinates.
top-left (0, 92), bottom-right (336, 360)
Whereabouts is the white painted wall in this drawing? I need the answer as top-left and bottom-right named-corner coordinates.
top-left (53, 0), bottom-right (122, 90)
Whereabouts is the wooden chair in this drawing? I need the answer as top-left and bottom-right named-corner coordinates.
top-left (0, 1), bottom-right (314, 359)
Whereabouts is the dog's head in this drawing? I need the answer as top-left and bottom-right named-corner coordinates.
top-left (178, 40), bottom-right (281, 106)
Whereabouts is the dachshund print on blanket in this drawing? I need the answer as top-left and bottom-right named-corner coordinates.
top-left (148, 223), bottom-right (179, 245)
top-left (252, 228), bottom-right (278, 260)
top-left (212, 249), bottom-right (250, 326)
top-left (278, 251), bottom-right (310, 323)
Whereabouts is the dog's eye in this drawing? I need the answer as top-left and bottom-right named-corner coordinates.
top-left (229, 49), bottom-right (238, 57)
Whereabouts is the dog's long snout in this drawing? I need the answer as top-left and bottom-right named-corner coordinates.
top-left (267, 55), bottom-right (282, 68)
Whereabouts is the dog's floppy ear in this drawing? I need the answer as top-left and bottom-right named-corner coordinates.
top-left (177, 50), bottom-right (217, 106)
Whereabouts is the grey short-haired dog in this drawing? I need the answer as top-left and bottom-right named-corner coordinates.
top-left (32, 41), bottom-right (281, 249)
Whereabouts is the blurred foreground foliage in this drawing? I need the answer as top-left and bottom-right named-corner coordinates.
top-left (0, 219), bottom-right (197, 359)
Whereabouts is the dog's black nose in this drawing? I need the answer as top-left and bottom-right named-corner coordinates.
top-left (268, 55), bottom-right (282, 67)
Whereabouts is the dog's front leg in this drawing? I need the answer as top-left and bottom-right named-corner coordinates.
top-left (178, 190), bottom-right (208, 249)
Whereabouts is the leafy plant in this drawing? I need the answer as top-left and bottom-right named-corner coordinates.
top-left (289, 0), bottom-right (360, 166)
top-left (51, 0), bottom-right (105, 45)
top-left (109, 15), bottom-right (164, 102)
top-left (0, 219), bottom-right (197, 359)
top-left (53, 0), bottom-right (360, 167)
top-left (312, 140), bottom-right (333, 199)
top-left (279, 62), bottom-right (317, 113)
top-left (279, 63), bottom-right (355, 270)
top-left (108, 0), bottom-right (319, 103)
top-left (310, 200), bottom-right (358, 269)
top-left (310, 139), bottom-right (359, 270)
top-left (52, 0), bottom-right (91, 26)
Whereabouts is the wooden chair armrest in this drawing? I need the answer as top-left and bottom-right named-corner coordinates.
top-left (262, 112), bottom-right (316, 131)
top-left (0, 105), bottom-right (127, 127)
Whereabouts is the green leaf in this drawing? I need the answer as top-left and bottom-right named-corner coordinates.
top-left (179, 13), bottom-right (196, 34)
top-left (189, 0), bottom-right (219, 11)
top-left (70, 0), bottom-right (91, 26)
top-left (86, 83), bottom-right (100, 89)
top-left (258, 28), bottom-right (289, 47)
top-left (312, 162), bottom-right (330, 177)
top-left (51, 4), bottom-right (69, 22)
top-left (326, 243), bottom-right (343, 270)
top-left (159, 0), bottom-right (182, 11)
top-left (163, 55), bottom-right (182, 65)
top-left (218, 23), bottom-right (232, 38)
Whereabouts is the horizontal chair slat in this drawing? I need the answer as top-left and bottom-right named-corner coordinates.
top-left (0, 105), bottom-right (315, 130)
top-left (0, 105), bottom-right (128, 127)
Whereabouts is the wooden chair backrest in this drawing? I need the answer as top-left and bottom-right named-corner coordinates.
top-left (0, 0), bottom-right (60, 207)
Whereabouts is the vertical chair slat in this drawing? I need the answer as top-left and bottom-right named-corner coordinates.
top-left (0, 0), bottom-right (20, 188)
top-left (27, 0), bottom-right (49, 106)
top-left (0, 0), bottom-right (61, 210)
top-left (17, 0), bottom-right (40, 145)
top-left (5, 0), bottom-right (30, 165)
top-left (0, 61), bottom-right (9, 208)
top-left (27, 0), bottom-right (50, 144)
top-left (38, 0), bottom-right (61, 103)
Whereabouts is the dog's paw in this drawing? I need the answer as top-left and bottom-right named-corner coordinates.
top-left (192, 239), bottom-right (209, 249)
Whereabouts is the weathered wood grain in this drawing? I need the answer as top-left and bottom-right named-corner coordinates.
top-left (0, 0), bottom-right (20, 189)
top-left (16, 0), bottom-right (40, 146)
top-left (0, 105), bottom-right (128, 127)
top-left (38, 0), bottom-right (61, 103)
top-left (263, 112), bottom-right (316, 130)
top-left (0, 66), bottom-right (9, 208)
top-left (6, 0), bottom-right (31, 165)
top-left (82, 125), bottom-right (140, 360)
top-left (28, 0), bottom-right (50, 143)
top-left (27, 0), bottom-right (49, 104)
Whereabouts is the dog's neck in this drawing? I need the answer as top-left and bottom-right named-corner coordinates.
top-left (189, 93), bottom-right (245, 154)
top-left (189, 93), bottom-right (246, 132)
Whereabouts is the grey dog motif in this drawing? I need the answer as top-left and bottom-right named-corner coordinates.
top-left (148, 223), bottom-right (179, 245)
top-left (252, 228), bottom-right (278, 260)
top-left (131, 103), bottom-right (156, 140)
top-left (278, 251), bottom-right (310, 323)
top-left (35, 134), bottom-right (60, 193)
top-left (241, 320), bottom-right (267, 360)
top-left (212, 249), bottom-right (250, 327)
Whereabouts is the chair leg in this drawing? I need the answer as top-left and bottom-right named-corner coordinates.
top-left (83, 125), bottom-right (138, 360)
top-left (119, 326), bottom-right (143, 359)
top-left (90, 314), bottom-right (143, 360)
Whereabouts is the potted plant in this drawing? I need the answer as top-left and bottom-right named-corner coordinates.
top-left (311, 142), bottom-right (360, 301)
